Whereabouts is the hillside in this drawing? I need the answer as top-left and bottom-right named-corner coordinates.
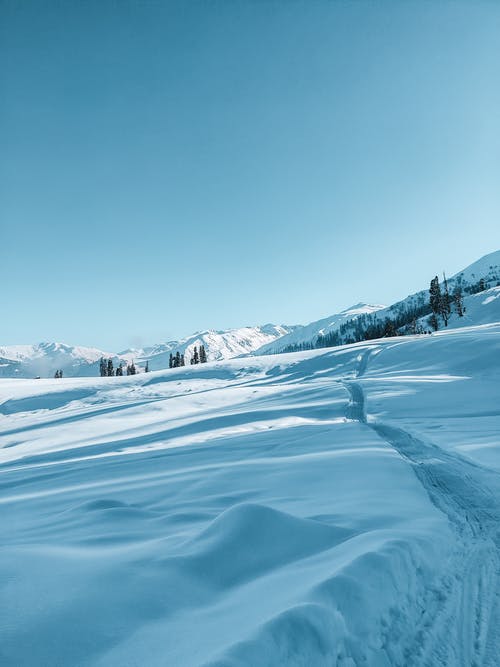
top-left (253, 302), bottom-right (385, 355)
top-left (2, 323), bottom-right (500, 664)
top-left (253, 249), bottom-right (500, 354)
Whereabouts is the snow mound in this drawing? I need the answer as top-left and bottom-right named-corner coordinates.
top-left (2, 323), bottom-right (500, 665)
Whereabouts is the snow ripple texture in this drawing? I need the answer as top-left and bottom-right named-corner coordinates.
top-left (1, 324), bottom-right (500, 666)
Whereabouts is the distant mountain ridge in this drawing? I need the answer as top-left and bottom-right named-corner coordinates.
top-left (119, 324), bottom-right (298, 372)
top-left (2, 250), bottom-right (500, 378)
top-left (0, 325), bottom-right (297, 379)
top-left (252, 303), bottom-right (386, 356)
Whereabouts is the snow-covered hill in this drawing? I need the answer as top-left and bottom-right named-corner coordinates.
top-left (120, 324), bottom-right (297, 370)
top-left (2, 324), bottom-right (500, 664)
top-left (3, 250), bottom-right (500, 378)
top-left (254, 303), bottom-right (386, 355)
top-left (253, 250), bottom-right (500, 354)
top-left (0, 325), bottom-right (296, 378)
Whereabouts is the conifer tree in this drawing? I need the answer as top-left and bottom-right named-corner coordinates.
top-left (99, 357), bottom-right (107, 377)
top-left (145, 361), bottom-right (149, 373)
top-left (428, 313), bottom-right (439, 331)
top-left (453, 285), bottom-right (465, 317)
top-left (180, 354), bottom-right (185, 366)
top-left (429, 276), bottom-right (441, 329)
top-left (192, 346), bottom-right (200, 365)
top-left (169, 353), bottom-right (174, 369)
top-left (107, 359), bottom-right (114, 376)
top-left (199, 344), bottom-right (207, 363)
top-left (116, 364), bottom-right (123, 376)
top-left (440, 273), bottom-right (451, 326)
top-left (54, 370), bottom-right (60, 378)
top-left (175, 351), bottom-right (181, 368)
top-left (383, 319), bottom-right (397, 337)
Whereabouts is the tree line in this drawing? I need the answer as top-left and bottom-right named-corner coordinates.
top-left (95, 344), bottom-right (208, 377)
top-left (169, 344), bottom-right (207, 368)
top-left (99, 358), bottom-right (146, 377)
top-left (281, 271), bottom-right (493, 354)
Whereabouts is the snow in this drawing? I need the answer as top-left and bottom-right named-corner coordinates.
top-left (451, 249), bottom-right (500, 284)
top-left (445, 285), bottom-right (500, 329)
top-left (0, 326), bottom-right (295, 379)
top-left (3, 322), bottom-right (500, 665)
top-left (125, 324), bottom-right (297, 369)
top-left (252, 250), bottom-right (500, 355)
top-left (253, 303), bottom-right (386, 355)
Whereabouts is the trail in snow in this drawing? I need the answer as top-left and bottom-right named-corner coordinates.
top-left (341, 346), bottom-right (500, 666)
top-left (2, 328), bottom-right (500, 666)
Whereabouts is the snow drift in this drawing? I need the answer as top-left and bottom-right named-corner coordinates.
top-left (2, 322), bottom-right (500, 665)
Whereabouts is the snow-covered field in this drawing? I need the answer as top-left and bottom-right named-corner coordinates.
top-left (2, 324), bottom-right (500, 666)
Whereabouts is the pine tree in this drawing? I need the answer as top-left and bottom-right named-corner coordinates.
top-left (199, 344), bottom-right (207, 363)
top-left (479, 278), bottom-right (486, 292)
top-left (428, 313), bottom-right (439, 331)
top-left (180, 354), bottom-right (185, 366)
top-left (175, 351), bottom-right (181, 368)
top-left (145, 361), bottom-right (149, 373)
top-left (59, 369), bottom-right (63, 378)
top-left (54, 370), bottom-right (60, 378)
top-left (429, 276), bottom-right (441, 329)
top-left (107, 359), bottom-right (114, 376)
top-left (99, 357), bottom-right (107, 377)
top-left (383, 319), bottom-right (397, 337)
top-left (169, 353), bottom-right (174, 369)
top-left (126, 362), bottom-right (136, 375)
top-left (116, 364), bottom-right (123, 376)
top-left (193, 346), bottom-right (199, 365)
top-left (453, 285), bottom-right (465, 317)
top-left (440, 273), bottom-right (451, 326)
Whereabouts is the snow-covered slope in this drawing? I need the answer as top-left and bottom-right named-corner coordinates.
top-left (254, 250), bottom-right (500, 354)
top-left (254, 303), bottom-right (386, 354)
top-left (2, 324), bottom-right (500, 664)
top-left (0, 325), bottom-right (295, 378)
top-left (432, 285), bottom-right (500, 330)
top-left (452, 248), bottom-right (500, 285)
top-left (121, 324), bottom-right (296, 369)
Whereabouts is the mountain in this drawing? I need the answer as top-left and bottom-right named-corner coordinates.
top-left (120, 324), bottom-right (297, 370)
top-left (3, 251), bottom-right (500, 378)
top-left (252, 250), bottom-right (500, 355)
top-left (253, 303), bottom-right (386, 355)
top-left (0, 324), bottom-right (296, 379)
top-left (0, 342), bottom-right (123, 379)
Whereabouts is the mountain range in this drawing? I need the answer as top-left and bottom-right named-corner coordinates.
top-left (2, 250), bottom-right (500, 378)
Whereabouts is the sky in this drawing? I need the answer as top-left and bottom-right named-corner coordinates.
top-left (1, 0), bottom-right (500, 351)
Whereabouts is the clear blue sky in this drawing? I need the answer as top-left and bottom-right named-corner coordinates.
top-left (2, 1), bottom-right (500, 351)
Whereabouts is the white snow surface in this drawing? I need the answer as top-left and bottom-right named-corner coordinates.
top-left (2, 324), bottom-right (500, 665)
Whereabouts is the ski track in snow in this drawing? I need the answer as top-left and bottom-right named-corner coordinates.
top-left (341, 345), bottom-right (500, 666)
top-left (2, 327), bottom-right (500, 665)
